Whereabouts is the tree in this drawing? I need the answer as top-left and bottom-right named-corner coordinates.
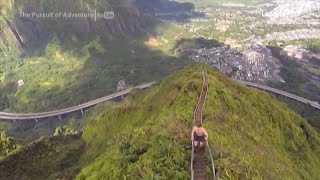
top-left (0, 94), bottom-right (9, 110)
top-left (54, 126), bottom-right (80, 136)
top-left (0, 131), bottom-right (17, 156)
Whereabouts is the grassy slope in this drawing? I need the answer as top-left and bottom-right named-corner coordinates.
top-left (0, 34), bottom-right (188, 113)
top-left (77, 64), bottom-right (320, 179)
top-left (203, 70), bottom-right (320, 179)
top-left (0, 0), bottom-right (189, 113)
top-left (0, 65), bottom-right (319, 179)
top-left (0, 135), bottom-right (84, 180)
top-left (76, 66), bottom-right (201, 179)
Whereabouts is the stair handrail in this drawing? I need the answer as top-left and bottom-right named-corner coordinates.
top-left (200, 70), bottom-right (209, 124)
top-left (191, 140), bottom-right (195, 180)
top-left (206, 141), bottom-right (218, 180)
top-left (191, 70), bottom-right (205, 180)
top-left (202, 70), bottom-right (218, 179)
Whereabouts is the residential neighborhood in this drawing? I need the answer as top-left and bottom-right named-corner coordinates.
top-left (187, 44), bottom-right (282, 82)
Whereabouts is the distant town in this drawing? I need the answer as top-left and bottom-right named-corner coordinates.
top-left (186, 44), bottom-right (282, 82)
top-left (156, 0), bottom-right (320, 99)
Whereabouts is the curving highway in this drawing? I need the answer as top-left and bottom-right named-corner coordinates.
top-left (236, 80), bottom-right (320, 110)
top-left (0, 82), bottom-right (156, 121)
top-left (0, 80), bottom-right (319, 121)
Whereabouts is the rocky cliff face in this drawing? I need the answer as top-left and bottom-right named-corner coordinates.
top-left (0, 0), bottom-right (145, 52)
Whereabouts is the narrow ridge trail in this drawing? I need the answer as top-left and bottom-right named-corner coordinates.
top-left (194, 71), bottom-right (209, 124)
top-left (191, 70), bottom-right (217, 180)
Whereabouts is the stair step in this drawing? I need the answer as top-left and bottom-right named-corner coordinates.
top-left (194, 162), bottom-right (206, 166)
top-left (194, 156), bottom-right (206, 160)
top-left (194, 163), bottom-right (206, 166)
top-left (194, 178), bottom-right (206, 180)
top-left (194, 165), bottom-right (206, 170)
top-left (194, 177), bottom-right (206, 180)
top-left (194, 169), bottom-right (204, 173)
top-left (195, 159), bottom-right (207, 163)
top-left (195, 160), bottom-right (207, 164)
top-left (194, 173), bottom-right (206, 179)
top-left (194, 166), bottom-right (205, 169)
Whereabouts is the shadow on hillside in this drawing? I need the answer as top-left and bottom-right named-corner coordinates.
top-left (9, 0), bottom-right (205, 52)
top-left (2, 0), bottom-right (201, 136)
top-left (134, 0), bottom-right (206, 23)
top-left (173, 37), bottom-right (224, 54)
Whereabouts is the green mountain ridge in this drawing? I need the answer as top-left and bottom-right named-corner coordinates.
top-left (0, 0), bottom-right (145, 51)
top-left (0, 65), bottom-right (319, 179)
top-left (0, 0), bottom-right (187, 116)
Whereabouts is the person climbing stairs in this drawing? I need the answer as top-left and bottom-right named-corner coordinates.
top-left (190, 70), bottom-right (218, 180)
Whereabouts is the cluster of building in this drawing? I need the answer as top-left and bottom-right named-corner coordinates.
top-left (283, 45), bottom-right (308, 60)
top-left (187, 44), bottom-right (280, 82)
top-left (188, 47), bottom-right (241, 76)
top-left (264, 0), bottom-right (320, 19)
top-left (157, 1), bottom-right (319, 85)
top-left (222, 3), bottom-right (246, 7)
top-left (265, 29), bottom-right (320, 41)
top-left (215, 20), bottom-right (234, 32)
top-left (283, 45), bottom-right (320, 65)
top-left (186, 25), bottom-right (208, 33)
top-left (266, 15), bottom-right (320, 25)
top-left (282, 44), bottom-right (320, 87)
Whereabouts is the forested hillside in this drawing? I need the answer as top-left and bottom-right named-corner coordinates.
top-left (0, 0), bottom-right (319, 179)
top-left (0, 0), bottom-right (188, 113)
top-left (1, 65), bottom-right (319, 179)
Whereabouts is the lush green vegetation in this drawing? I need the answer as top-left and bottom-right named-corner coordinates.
top-left (273, 96), bottom-right (320, 132)
top-left (266, 46), bottom-right (320, 128)
top-left (0, 131), bottom-right (20, 159)
top-left (266, 46), bottom-right (319, 99)
top-left (202, 66), bottom-right (320, 179)
top-left (1, 0), bottom-right (320, 178)
top-left (0, 135), bottom-right (84, 180)
top-left (53, 126), bottom-right (80, 136)
top-left (173, 37), bottom-right (223, 51)
top-left (78, 66), bottom-right (320, 179)
top-left (76, 67), bottom-right (201, 179)
top-left (0, 0), bottom-right (191, 114)
top-left (0, 65), bottom-right (320, 179)
top-left (269, 39), bottom-right (320, 53)
top-left (0, 30), bottom-right (188, 113)
top-left (0, 121), bottom-right (11, 132)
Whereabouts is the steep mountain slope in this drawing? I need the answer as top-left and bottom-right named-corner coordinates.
top-left (0, 135), bottom-right (84, 180)
top-left (0, 0), bottom-right (144, 51)
top-left (0, 0), bottom-right (188, 115)
top-left (77, 64), bottom-right (320, 179)
top-left (203, 68), bottom-right (320, 179)
top-left (0, 65), bottom-right (319, 179)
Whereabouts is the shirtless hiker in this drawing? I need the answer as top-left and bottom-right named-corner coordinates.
top-left (191, 122), bottom-right (208, 149)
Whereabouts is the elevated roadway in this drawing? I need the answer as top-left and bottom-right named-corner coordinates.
top-left (236, 80), bottom-right (320, 110)
top-left (0, 80), bottom-right (319, 121)
top-left (0, 82), bottom-right (156, 121)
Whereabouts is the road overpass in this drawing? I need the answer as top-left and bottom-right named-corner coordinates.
top-left (0, 80), bottom-right (319, 121)
top-left (236, 80), bottom-right (320, 110)
top-left (0, 82), bottom-right (156, 121)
